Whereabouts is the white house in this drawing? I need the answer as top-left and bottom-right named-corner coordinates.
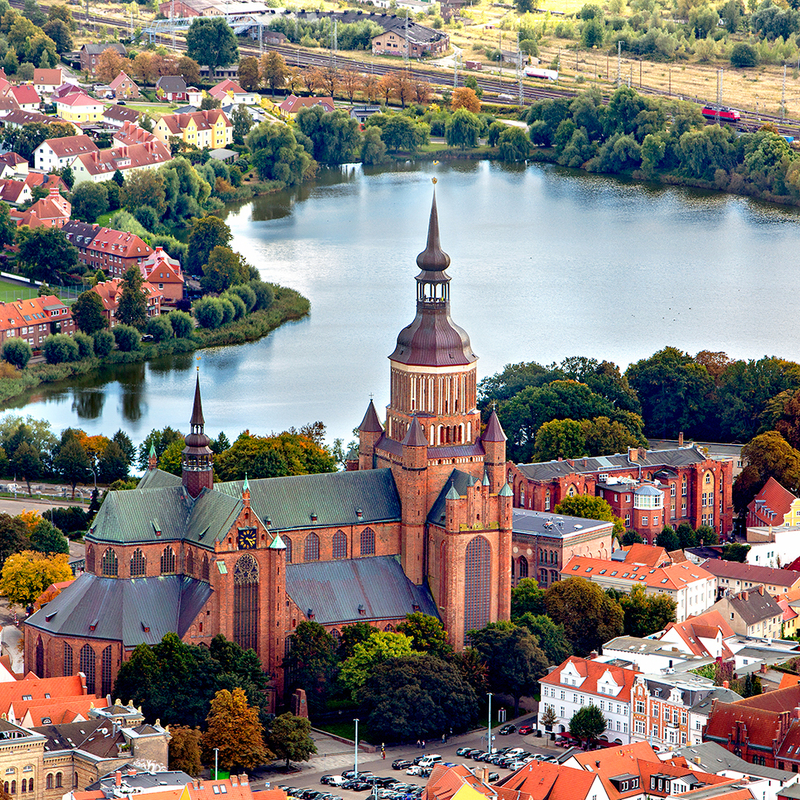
top-left (33, 135), bottom-right (98, 172)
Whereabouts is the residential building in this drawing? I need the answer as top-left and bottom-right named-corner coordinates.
top-left (539, 656), bottom-right (639, 743)
top-left (744, 526), bottom-right (800, 569)
top-left (497, 761), bottom-right (609, 800)
top-left (155, 76), bottom-right (188, 102)
top-left (657, 610), bottom-right (736, 660)
top-left (32, 68), bottom-right (64, 97)
top-left (71, 141), bottom-right (172, 185)
top-left (112, 122), bottom-right (158, 148)
top-left (710, 586), bottom-right (783, 639)
top-left (55, 93), bottom-right (105, 125)
top-left (510, 508), bottom-right (612, 588)
top-left (510, 445), bottom-right (735, 539)
top-left (139, 247), bottom-right (183, 305)
top-left (34, 135), bottom-right (99, 173)
top-left (278, 94), bottom-right (335, 118)
top-left (0, 96), bottom-right (20, 118)
top-left (560, 555), bottom-right (716, 622)
top-left (688, 687), bottom-right (744, 744)
top-left (108, 73), bottom-right (139, 100)
top-left (0, 174), bottom-right (65, 207)
top-left (8, 85), bottom-right (40, 112)
top-left (748, 479), bottom-right (800, 528)
top-left (79, 44), bottom-right (127, 76)
top-left (3, 110), bottom-right (67, 130)
top-left (370, 20), bottom-right (449, 56)
top-left (599, 636), bottom-right (712, 674)
top-left (9, 187), bottom-right (71, 229)
top-left (700, 561), bottom-right (800, 599)
top-left (62, 223), bottom-right (153, 279)
top-left (208, 79), bottom-right (258, 105)
top-left (152, 109), bottom-right (232, 149)
top-left (0, 295), bottom-right (74, 348)
top-left (92, 278), bottom-right (162, 326)
top-left (0, 152), bottom-right (28, 179)
top-left (102, 105), bottom-right (139, 128)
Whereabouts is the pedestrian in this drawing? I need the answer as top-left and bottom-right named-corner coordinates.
top-left (442, 734), bottom-right (446, 744)
top-left (422, 740), bottom-right (426, 750)
top-left (416, 739), bottom-right (421, 749)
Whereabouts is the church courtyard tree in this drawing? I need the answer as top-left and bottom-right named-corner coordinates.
top-left (267, 713), bottom-right (316, 769)
top-left (0, 550), bottom-right (72, 607)
top-left (202, 688), bottom-right (271, 772)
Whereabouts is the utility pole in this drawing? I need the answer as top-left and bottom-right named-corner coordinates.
top-left (517, 31), bottom-right (524, 106)
top-left (781, 63), bottom-right (787, 121)
top-left (404, 12), bottom-right (409, 65)
top-left (668, 66), bottom-right (671, 96)
top-left (616, 40), bottom-right (621, 87)
top-left (170, 0), bottom-right (175, 51)
top-left (453, 49), bottom-right (459, 88)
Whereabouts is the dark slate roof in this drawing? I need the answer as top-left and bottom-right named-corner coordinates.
top-left (82, 43), bottom-right (126, 55)
top-left (216, 469), bottom-right (401, 532)
top-left (725, 588), bottom-right (783, 626)
top-left (285, 556), bottom-right (438, 624)
top-left (88, 767), bottom-right (193, 791)
top-left (137, 468), bottom-right (182, 490)
top-left (156, 76), bottom-right (187, 93)
top-left (25, 573), bottom-right (212, 645)
top-left (104, 105), bottom-right (139, 122)
top-left (416, 192), bottom-right (450, 272)
top-left (34, 718), bottom-right (122, 756)
top-left (428, 469), bottom-right (476, 526)
top-left (483, 409), bottom-right (506, 442)
top-left (403, 417), bottom-right (428, 447)
top-left (676, 741), bottom-right (791, 782)
top-left (358, 399), bottom-right (383, 433)
top-left (688, 686), bottom-right (743, 715)
top-left (701, 559), bottom-right (800, 586)
top-left (517, 446), bottom-right (709, 481)
top-left (512, 508), bottom-right (612, 538)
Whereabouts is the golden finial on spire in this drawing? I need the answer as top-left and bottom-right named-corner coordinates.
top-left (432, 177), bottom-right (438, 185)
top-left (196, 355), bottom-right (201, 374)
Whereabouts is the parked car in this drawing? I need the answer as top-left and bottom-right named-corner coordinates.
top-left (343, 782), bottom-right (372, 792)
top-left (466, 750), bottom-right (482, 759)
top-left (393, 760), bottom-right (412, 771)
top-left (518, 725), bottom-right (533, 736)
top-left (456, 748), bottom-right (472, 757)
top-left (487, 773), bottom-right (500, 783)
top-left (499, 724), bottom-right (516, 735)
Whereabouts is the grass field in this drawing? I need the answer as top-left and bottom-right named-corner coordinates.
top-left (0, 278), bottom-right (37, 303)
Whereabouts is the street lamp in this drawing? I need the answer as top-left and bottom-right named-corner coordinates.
top-left (487, 693), bottom-right (493, 754)
top-left (214, 747), bottom-right (219, 780)
top-left (354, 718), bottom-right (359, 778)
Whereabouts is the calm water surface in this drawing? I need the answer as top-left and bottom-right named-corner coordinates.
top-left (5, 160), bottom-right (800, 447)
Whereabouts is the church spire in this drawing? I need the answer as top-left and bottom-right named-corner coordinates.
top-left (190, 373), bottom-right (205, 428)
top-left (416, 190), bottom-right (450, 272)
top-left (182, 373), bottom-right (213, 498)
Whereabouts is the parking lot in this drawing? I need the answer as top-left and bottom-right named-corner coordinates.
top-left (261, 719), bottom-right (566, 800)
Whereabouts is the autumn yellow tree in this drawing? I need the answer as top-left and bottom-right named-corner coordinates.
top-left (339, 69), bottom-right (361, 103)
top-left (202, 688), bottom-right (272, 772)
top-left (361, 73), bottom-right (379, 103)
top-left (413, 79), bottom-right (433, 104)
top-left (304, 67), bottom-right (323, 96)
top-left (0, 551), bottom-right (72, 608)
top-left (95, 48), bottom-right (128, 84)
top-left (451, 86), bottom-right (481, 113)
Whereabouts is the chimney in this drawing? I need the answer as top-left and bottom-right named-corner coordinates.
top-left (742, 591), bottom-right (748, 601)
top-left (115, 772), bottom-right (121, 788)
top-left (628, 447), bottom-right (638, 462)
top-left (793, 706), bottom-right (800, 720)
top-left (590, 650), bottom-right (598, 659)
top-left (679, 431), bottom-right (684, 447)
top-left (761, 662), bottom-right (768, 674)
top-left (759, 585), bottom-right (765, 595)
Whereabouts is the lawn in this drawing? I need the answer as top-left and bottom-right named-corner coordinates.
top-left (314, 719), bottom-right (370, 743)
top-left (105, 101), bottom-right (178, 118)
top-left (0, 277), bottom-right (37, 302)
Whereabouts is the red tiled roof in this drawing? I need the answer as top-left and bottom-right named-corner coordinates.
top-left (158, 108), bottom-right (230, 135)
top-left (658, 610), bottom-right (735, 658)
top-left (109, 71), bottom-right (137, 90)
top-left (57, 92), bottom-right (103, 107)
top-left (42, 134), bottom-right (98, 158)
top-left (0, 674), bottom-right (93, 717)
top-left (0, 295), bottom-right (70, 334)
top-left (210, 78), bottom-right (245, 97)
top-left (34, 68), bottom-right (63, 86)
top-left (749, 477), bottom-right (798, 526)
top-left (700, 558), bottom-right (800, 589)
top-left (563, 555), bottom-right (713, 591)
top-left (279, 94), bottom-right (335, 113)
top-left (112, 121), bottom-right (157, 147)
top-left (540, 655), bottom-right (639, 702)
top-left (622, 543), bottom-right (671, 567)
top-left (74, 140), bottom-right (171, 176)
top-left (497, 760), bottom-right (599, 800)
top-left (10, 85), bottom-right (39, 105)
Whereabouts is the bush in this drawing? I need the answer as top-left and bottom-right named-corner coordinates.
top-left (227, 283), bottom-right (256, 312)
top-left (218, 297), bottom-right (236, 325)
top-left (92, 329), bottom-right (115, 357)
top-left (222, 292), bottom-right (246, 320)
top-left (146, 316), bottom-right (173, 342)
top-left (134, 204), bottom-right (160, 231)
top-left (1, 339), bottom-right (31, 369)
top-left (731, 42), bottom-right (758, 67)
top-left (43, 334), bottom-right (79, 364)
top-left (249, 280), bottom-right (274, 311)
top-left (43, 506), bottom-right (89, 537)
top-left (73, 332), bottom-right (94, 359)
top-left (169, 310), bottom-right (194, 339)
top-left (113, 324), bottom-right (141, 352)
top-left (193, 297), bottom-right (224, 329)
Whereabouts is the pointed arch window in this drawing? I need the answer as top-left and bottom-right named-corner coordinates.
top-left (518, 556), bottom-right (529, 579)
top-left (130, 549), bottom-right (146, 578)
top-left (80, 644), bottom-right (95, 694)
top-left (35, 637), bottom-right (43, 677)
top-left (160, 546), bottom-right (176, 575)
top-left (284, 537), bottom-right (293, 564)
top-left (101, 646), bottom-right (113, 696)
top-left (101, 548), bottom-right (118, 577)
top-left (304, 533), bottom-right (319, 562)
top-left (186, 549), bottom-right (195, 576)
top-left (86, 544), bottom-right (95, 574)
top-left (332, 531), bottom-right (347, 559)
top-left (464, 536), bottom-right (491, 641)
top-left (360, 527), bottom-right (375, 556)
top-left (63, 643), bottom-right (73, 677)
top-left (201, 553), bottom-right (210, 581)
top-left (233, 554), bottom-right (259, 654)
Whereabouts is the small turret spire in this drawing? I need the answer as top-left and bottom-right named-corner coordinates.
top-left (190, 373), bottom-right (204, 428)
top-left (416, 189), bottom-right (450, 272)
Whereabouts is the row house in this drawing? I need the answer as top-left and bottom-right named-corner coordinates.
top-left (153, 109), bottom-right (232, 150)
top-left (9, 187), bottom-right (70, 229)
top-left (102, 105), bottom-right (139, 129)
top-left (538, 656), bottom-right (639, 744)
top-left (62, 222), bottom-right (152, 279)
top-left (710, 586), bottom-right (784, 639)
top-left (748, 478), bottom-right (800, 529)
top-left (561, 552), bottom-right (716, 622)
top-left (112, 122), bottom-right (158, 148)
top-left (33, 135), bottom-right (98, 173)
top-left (0, 296), bottom-right (74, 348)
top-left (510, 445), bottom-right (734, 540)
top-left (510, 507), bottom-right (613, 589)
top-left (92, 279), bottom-right (162, 326)
top-left (3, 110), bottom-right (72, 131)
top-left (700, 560), bottom-right (800, 601)
top-left (71, 141), bottom-right (172, 185)
top-left (55, 92), bottom-right (104, 125)
top-left (139, 247), bottom-right (184, 305)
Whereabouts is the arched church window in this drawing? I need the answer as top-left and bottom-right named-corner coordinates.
top-left (332, 531), bottom-right (347, 559)
top-left (86, 544), bottom-right (95, 573)
top-left (35, 637), bottom-right (43, 677)
top-left (360, 528), bottom-right (375, 556)
top-left (63, 643), bottom-right (73, 677)
top-left (518, 556), bottom-right (528, 579)
top-left (101, 646), bottom-right (113, 696)
top-left (233, 554), bottom-right (259, 654)
top-left (201, 553), bottom-right (210, 580)
top-left (186, 549), bottom-right (195, 576)
top-left (160, 547), bottom-right (176, 574)
top-left (80, 645), bottom-right (96, 694)
top-left (101, 548), bottom-right (118, 577)
top-left (284, 538), bottom-right (292, 564)
top-left (304, 533), bottom-right (319, 562)
top-left (130, 549), bottom-right (146, 578)
top-left (464, 536), bottom-right (491, 641)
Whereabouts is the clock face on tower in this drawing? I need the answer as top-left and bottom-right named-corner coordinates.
top-left (237, 527), bottom-right (257, 549)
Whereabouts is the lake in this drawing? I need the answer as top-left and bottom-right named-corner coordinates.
top-left (5, 159), bottom-right (800, 448)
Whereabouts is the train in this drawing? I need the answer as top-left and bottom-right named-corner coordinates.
top-left (701, 106), bottom-right (741, 123)
top-left (524, 66), bottom-right (559, 81)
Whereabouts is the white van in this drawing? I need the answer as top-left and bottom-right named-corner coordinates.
top-left (418, 755), bottom-right (442, 769)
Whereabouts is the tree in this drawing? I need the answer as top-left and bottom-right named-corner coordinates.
top-left (511, 577), bottom-right (546, 620)
top-left (696, 524), bottom-right (718, 545)
top-left (187, 215), bottom-right (232, 275)
top-left (95, 47), bottom-right (126, 84)
top-left (97, 440), bottom-right (129, 484)
top-left (722, 542), bottom-right (750, 562)
top-left (230, 105), bottom-right (253, 146)
top-left (0, 550), bottom-right (71, 607)
top-left (246, 122), bottom-right (314, 186)
top-left (545, 577), bottom-right (624, 655)
top-left (555, 494), bottom-right (615, 523)
top-left (116, 266), bottom-right (148, 330)
top-left (237, 55), bottom-right (260, 91)
top-left (359, 654), bottom-right (480, 743)
top-left (381, 115), bottom-right (426, 153)
top-left (260, 52), bottom-right (288, 95)
top-left (734, 431), bottom-right (800, 512)
top-left (267, 713), bottom-right (316, 769)
top-left (42, 18), bottom-right (72, 53)
top-left (533, 418), bottom-right (586, 461)
top-left (338, 621), bottom-right (375, 660)
top-left (569, 704), bottom-right (606, 746)
top-left (516, 613), bottom-right (572, 665)
top-left (186, 17), bottom-right (238, 71)
top-left (53, 437), bottom-right (90, 498)
top-left (361, 127), bottom-right (386, 165)
top-left (120, 170), bottom-right (166, 217)
top-left (201, 246), bottom-right (252, 293)
top-left (451, 87), bottom-right (481, 113)
top-left (498, 127), bottom-right (532, 162)
top-left (445, 108), bottom-right (481, 150)
top-left (621, 530), bottom-right (644, 545)
top-left (113, 324), bottom-right (141, 352)
top-left (468, 621), bottom-right (549, 715)
top-left (656, 526), bottom-right (680, 552)
top-left (30, 519), bottom-right (69, 554)
top-left (168, 726), bottom-right (202, 776)
top-left (283, 621), bottom-right (338, 713)
top-left (397, 613), bottom-right (452, 657)
top-left (339, 69), bottom-right (361, 103)
top-left (11, 441), bottom-right (41, 494)
top-left (580, 416), bottom-right (642, 456)
top-left (72, 291), bottom-right (109, 334)
top-left (676, 522), bottom-right (697, 549)
top-left (296, 106), bottom-right (361, 165)
top-left (0, 203), bottom-right (15, 250)
top-left (43, 334), bottom-right (79, 364)
top-left (71, 182), bottom-right (109, 223)
top-left (731, 42), bottom-right (758, 67)
top-left (619, 584), bottom-right (677, 637)
top-left (1, 339), bottom-right (31, 370)
top-left (0, 515), bottom-right (31, 565)
top-left (202, 688), bottom-right (270, 772)
top-left (17, 227), bottom-right (78, 282)
top-left (339, 631), bottom-right (417, 699)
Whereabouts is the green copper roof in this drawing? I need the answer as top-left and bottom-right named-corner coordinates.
top-left (243, 473), bottom-right (250, 493)
top-left (446, 484), bottom-right (461, 501)
top-left (137, 468), bottom-right (181, 491)
top-left (499, 482), bottom-right (513, 497)
top-left (269, 533), bottom-right (286, 550)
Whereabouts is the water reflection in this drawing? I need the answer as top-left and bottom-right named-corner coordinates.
top-left (72, 391), bottom-right (104, 420)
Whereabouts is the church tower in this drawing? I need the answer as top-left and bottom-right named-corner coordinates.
top-left (182, 374), bottom-right (214, 498)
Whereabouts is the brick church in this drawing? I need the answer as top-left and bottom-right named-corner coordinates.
top-left (24, 192), bottom-right (514, 700)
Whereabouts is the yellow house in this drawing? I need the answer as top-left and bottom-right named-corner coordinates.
top-left (153, 109), bottom-right (232, 150)
top-left (55, 93), bottom-right (105, 124)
